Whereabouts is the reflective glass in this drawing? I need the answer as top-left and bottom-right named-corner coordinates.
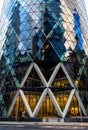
top-left (0, 0), bottom-right (88, 118)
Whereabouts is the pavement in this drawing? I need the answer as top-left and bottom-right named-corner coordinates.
top-left (0, 122), bottom-right (88, 130)
top-left (0, 121), bottom-right (88, 126)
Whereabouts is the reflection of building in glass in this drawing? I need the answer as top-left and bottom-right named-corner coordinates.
top-left (0, 0), bottom-right (88, 119)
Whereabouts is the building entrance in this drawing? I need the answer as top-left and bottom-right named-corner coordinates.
top-left (11, 91), bottom-right (80, 118)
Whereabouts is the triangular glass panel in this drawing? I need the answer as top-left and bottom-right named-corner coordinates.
top-left (1, 50), bottom-right (19, 88)
top-left (79, 91), bottom-right (88, 115)
top-left (25, 91), bottom-right (42, 112)
top-left (19, 32), bottom-right (26, 41)
top-left (3, 71), bottom-right (18, 90)
top-left (34, 40), bottom-right (60, 70)
top-left (23, 67), bottom-right (44, 89)
top-left (43, 20), bottom-right (52, 35)
top-left (51, 90), bottom-right (72, 112)
top-left (37, 94), bottom-right (58, 117)
top-left (66, 94), bottom-right (80, 117)
top-left (77, 72), bottom-right (86, 89)
top-left (17, 41), bottom-right (32, 59)
top-left (12, 63), bottom-right (32, 86)
top-left (51, 67), bottom-right (71, 89)
top-left (64, 51), bottom-right (86, 83)
top-left (37, 29), bottom-right (46, 43)
top-left (9, 92), bottom-right (19, 118)
top-left (0, 55), bottom-right (20, 89)
top-left (40, 67), bottom-right (55, 82)
top-left (37, 39), bottom-right (43, 49)
top-left (15, 44), bottom-right (32, 64)
top-left (0, 91), bottom-right (8, 116)
top-left (51, 38), bottom-right (66, 60)
top-left (11, 93), bottom-right (28, 118)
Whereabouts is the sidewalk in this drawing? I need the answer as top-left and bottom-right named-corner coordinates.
top-left (0, 121), bottom-right (88, 127)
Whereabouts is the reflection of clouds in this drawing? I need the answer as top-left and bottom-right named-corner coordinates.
top-left (0, 0), bottom-right (4, 15)
top-left (0, 16), bottom-right (8, 59)
top-left (18, 0), bottom-right (40, 24)
top-left (84, 0), bottom-right (88, 14)
top-left (66, 0), bottom-right (88, 55)
top-left (60, 0), bottom-right (77, 58)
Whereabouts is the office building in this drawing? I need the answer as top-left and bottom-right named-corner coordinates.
top-left (0, 0), bottom-right (88, 119)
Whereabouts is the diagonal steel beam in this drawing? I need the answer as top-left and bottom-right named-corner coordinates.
top-left (32, 88), bottom-right (48, 117)
top-left (34, 63), bottom-right (48, 86)
top-left (75, 90), bottom-right (87, 116)
top-left (62, 89), bottom-right (75, 118)
top-left (61, 63), bottom-right (75, 88)
top-left (7, 91), bottom-right (19, 117)
top-left (48, 63), bottom-right (61, 87)
top-left (20, 63), bottom-right (33, 88)
top-left (19, 90), bottom-right (33, 117)
top-left (48, 88), bottom-right (63, 117)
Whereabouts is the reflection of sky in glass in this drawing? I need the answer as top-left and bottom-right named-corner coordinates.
top-left (84, 0), bottom-right (88, 14)
top-left (0, 0), bottom-right (88, 15)
top-left (0, 0), bottom-right (88, 58)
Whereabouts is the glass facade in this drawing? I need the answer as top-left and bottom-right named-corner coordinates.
top-left (0, 0), bottom-right (88, 118)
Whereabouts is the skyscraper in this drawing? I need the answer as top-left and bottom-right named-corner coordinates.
top-left (0, 0), bottom-right (88, 119)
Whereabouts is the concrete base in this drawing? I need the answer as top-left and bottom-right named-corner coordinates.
top-left (43, 117), bottom-right (88, 122)
top-left (0, 117), bottom-right (88, 122)
top-left (0, 117), bottom-right (42, 122)
top-left (64, 117), bottom-right (88, 122)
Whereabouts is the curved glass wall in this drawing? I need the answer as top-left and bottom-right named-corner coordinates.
top-left (0, 0), bottom-right (88, 118)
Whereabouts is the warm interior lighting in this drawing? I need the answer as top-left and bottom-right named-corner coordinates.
top-left (12, 93), bottom-right (79, 117)
top-left (74, 79), bottom-right (79, 86)
top-left (64, 97), bottom-right (67, 102)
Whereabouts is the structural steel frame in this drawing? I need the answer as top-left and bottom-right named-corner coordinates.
top-left (7, 62), bottom-right (87, 118)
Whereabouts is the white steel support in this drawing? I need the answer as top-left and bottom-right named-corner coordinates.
top-left (34, 63), bottom-right (48, 86)
top-left (33, 88), bottom-right (48, 117)
top-left (7, 91), bottom-right (19, 117)
top-left (75, 90), bottom-right (87, 116)
top-left (7, 62), bottom-right (87, 118)
top-left (48, 88), bottom-right (63, 117)
top-left (62, 89), bottom-right (75, 118)
top-left (61, 63), bottom-right (75, 88)
top-left (19, 90), bottom-right (33, 117)
top-left (20, 63), bottom-right (33, 88)
top-left (48, 63), bottom-right (61, 87)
